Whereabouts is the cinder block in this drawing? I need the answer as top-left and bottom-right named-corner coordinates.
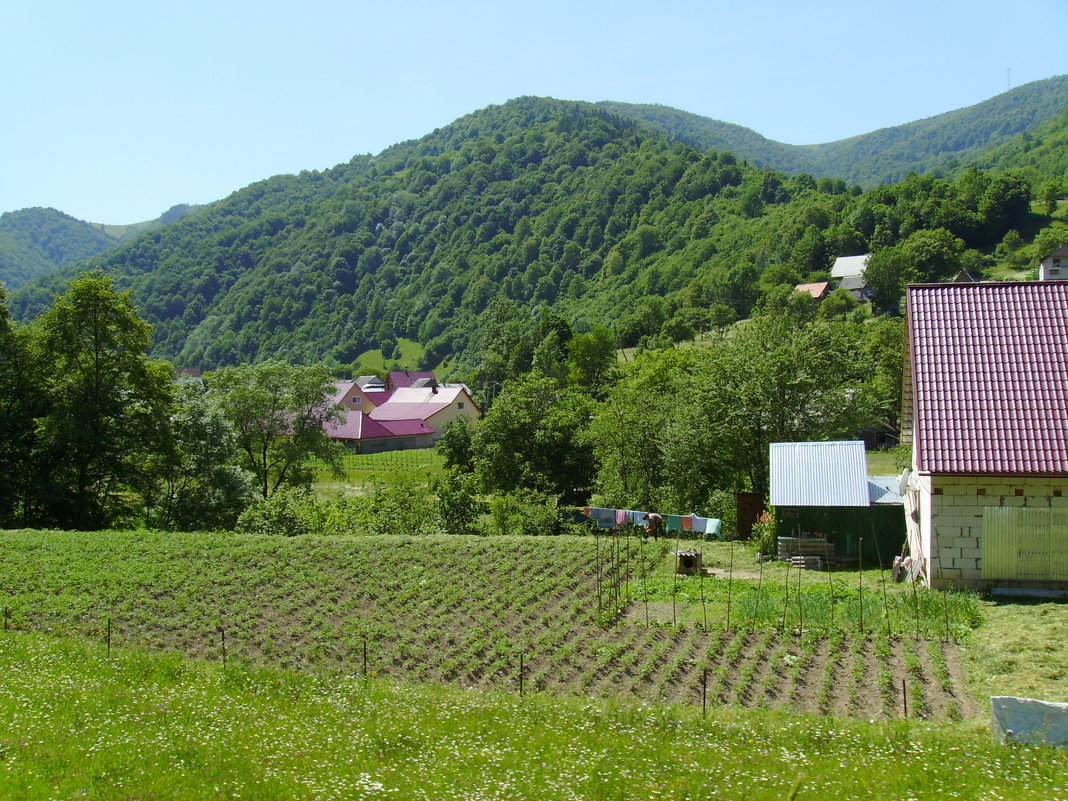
top-left (942, 483), bottom-right (969, 496)
top-left (961, 548), bottom-right (982, 559)
top-left (1002, 496), bottom-right (1025, 507)
top-left (987, 485), bottom-right (1011, 496)
top-left (939, 567), bottom-right (963, 579)
top-left (1050, 497), bottom-right (1068, 508)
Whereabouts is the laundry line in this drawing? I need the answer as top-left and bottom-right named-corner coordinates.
top-left (581, 506), bottom-right (722, 539)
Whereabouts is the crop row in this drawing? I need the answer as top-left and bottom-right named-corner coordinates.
top-left (0, 530), bottom-right (974, 719)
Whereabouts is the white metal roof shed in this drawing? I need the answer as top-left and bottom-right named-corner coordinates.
top-left (769, 441), bottom-right (870, 507)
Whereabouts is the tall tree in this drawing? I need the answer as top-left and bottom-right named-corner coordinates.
top-left (140, 378), bottom-right (257, 530)
top-left (0, 283), bottom-right (46, 525)
top-left (206, 360), bottom-right (344, 498)
top-left (30, 271), bottom-right (173, 529)
top-left (471, 374), bottom-right (595, 500)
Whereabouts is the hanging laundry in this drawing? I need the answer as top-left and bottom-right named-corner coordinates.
top-left (628, 510), bottom-right (647, 526)
top-left (615, 508), bottom-right (629, 526)
top-left (690, 513), bottom-right (708, 533)
top-left (588, 507), bottom-right (616, 528)
top-left (681, 515), bottom-right (693, 532)
top-left (705, 518), bottom-right (723, 538)
top-left (666, 514), bottom-right (684, 532)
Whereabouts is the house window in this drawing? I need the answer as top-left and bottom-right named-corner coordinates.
top-left (457, 402), bottom-right (464, 409)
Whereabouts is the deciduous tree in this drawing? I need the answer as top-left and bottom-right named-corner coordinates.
top-left (206, 360), bottom-right (344, 498)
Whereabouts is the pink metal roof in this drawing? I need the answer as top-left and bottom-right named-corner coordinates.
top-left (369, 401), bottom-right (451, 421)
top-left (907, 281), bottom-right (1068, 475)
top-left (324, 411), bottom-right (435, 441)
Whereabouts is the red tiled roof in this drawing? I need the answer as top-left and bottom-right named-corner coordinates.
top-left (907, 282), bottom-right (1068, 475)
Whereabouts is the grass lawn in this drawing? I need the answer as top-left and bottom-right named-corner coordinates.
top-left (351, 338), bottom-right (425, 372)
top-left (312, 448), bottom-right (445, 496)
top-left (3, 632), bottom-right (1068, 801)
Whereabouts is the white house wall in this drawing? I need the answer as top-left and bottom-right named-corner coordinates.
top-left (921, 475), bottom-right (1068, 588)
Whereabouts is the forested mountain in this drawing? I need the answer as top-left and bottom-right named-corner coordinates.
top-left (8, 96), bottom-right (1046, 376)
top-left (0, 208), bottom-right (120, 288)
top-left (602, 74), bottom-right (1068, 186)
top-left (0, 204), bottom-right (201, 289)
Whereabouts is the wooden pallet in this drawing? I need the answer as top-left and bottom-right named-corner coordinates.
top-left (777, 537), bottom-right (835, 569)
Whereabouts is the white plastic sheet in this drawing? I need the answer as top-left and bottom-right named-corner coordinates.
top-left (991, 696), bottom-right (1068, 746)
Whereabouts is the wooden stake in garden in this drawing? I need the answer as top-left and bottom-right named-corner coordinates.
top-left (701, 668), bottom-right (708, 720)
top-left (756, 559), bottom-right (764, 631)
top-left (937, 554), bottom-right (951, 642)
top-left (363, 636), bottom-right (368, 677)
top-left (700, 566), bottom-right (707, 631)
top-left (726, 540), bottom-right (734, 632)
top-left (902, 678), bottom-right (908, 718)
top-left (595, 529), bottom-right (602, 617)
top-left (825, 563), bottom-right (834, 630)
top-left (3, 606), bottom-right (8, 632)
top-left (518, 652), bottom-right (525, 698)
top-left (873, 525), bottom-right (893, 645)
top-left (640, 535), bottom-right (649, 627)
top-left (796, 555), bottom-right (803, 636)
top-left (107, 617), bottom-right (111, 656)
top-left (911, 572), bottom-right (921, 641)
top-left (858, 537), bottom-right (864, 636)
top-left (220, 625), bottom-right (227, 667)
top-left (781, 560), bottom-right (791, 634)
top-left (880, 571), bottom-right (893, 645)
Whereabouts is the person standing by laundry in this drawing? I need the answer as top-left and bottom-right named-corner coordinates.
top-left (642, 512), bottom-right (664, 541)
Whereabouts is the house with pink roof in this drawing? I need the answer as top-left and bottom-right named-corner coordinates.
top-left (901, 281), bottom-right (1068, 589)
top-left (324, 374), bottom-right (479, 453)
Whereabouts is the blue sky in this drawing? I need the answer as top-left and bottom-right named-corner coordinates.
top-left (3, 0), bottom-right (1066, 223)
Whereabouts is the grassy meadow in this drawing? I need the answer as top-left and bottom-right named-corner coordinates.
top-left (3, 631), bottom-right (1068, 801)
top-left (312, 448), bottom-right (446, 496)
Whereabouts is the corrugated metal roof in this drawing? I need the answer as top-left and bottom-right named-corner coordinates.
top-left (831, 254), bottom-right (869, 279)
top-left (769, 441), bottom-right (870, 507)
top-left (907, 282), bottom-right (1068, 475)
top-left (868, 476), bottom-right (903, 505)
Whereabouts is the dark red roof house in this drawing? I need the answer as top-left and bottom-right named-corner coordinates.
top-left (901, 281), bottom-right (1068, 589)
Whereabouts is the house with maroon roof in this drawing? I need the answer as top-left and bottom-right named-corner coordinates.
top-left (901, 281), bottom-right (1068, 589)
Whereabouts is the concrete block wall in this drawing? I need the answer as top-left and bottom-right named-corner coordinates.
top-left (929, 476), bottom-right (1068, 588)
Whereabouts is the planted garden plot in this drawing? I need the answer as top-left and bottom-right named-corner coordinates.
top-left (0, 530), bottom-right (977, 720)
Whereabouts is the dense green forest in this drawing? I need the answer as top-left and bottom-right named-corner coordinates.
top-left (9, 94), bottom-right (1058, 377)
top-left (0, 204), bottom-right (201, 289)
top-left (0, 208), bottom-right (120, 288)
top-left (603, 74), bottom-right (1068, 186)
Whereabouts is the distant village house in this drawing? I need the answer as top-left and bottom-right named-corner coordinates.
top-left (325, 371), bottom-right (479, 453)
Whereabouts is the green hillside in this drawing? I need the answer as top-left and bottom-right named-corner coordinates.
top-left (0, 207), bottom-right (120, 288)
top-left (8, 96), bottom-right (1049, 373)
top-left (0, 204), bottom-right (202, 290)
top-left (604, 74), bottom-right (1068, 186)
